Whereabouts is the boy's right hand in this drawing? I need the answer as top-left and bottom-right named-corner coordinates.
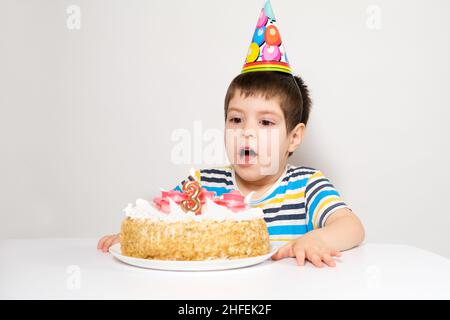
top-left (97, 234), bottom-right (120, 252)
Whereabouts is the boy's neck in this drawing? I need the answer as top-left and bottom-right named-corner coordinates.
top-left (234, 163), bottom-right (288, 199)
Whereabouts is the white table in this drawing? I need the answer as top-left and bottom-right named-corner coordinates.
top-left (1, 239), bottom-right (449, 299)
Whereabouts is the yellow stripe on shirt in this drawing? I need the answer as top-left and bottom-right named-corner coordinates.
top-left (254, 191), bottom-right (305, 208)
top-left (309, 171), bottom-right (324, 181)
top-left (313, 196), bottom-right (342, 228)
top-left (195, 170), bottom-right (201, 182)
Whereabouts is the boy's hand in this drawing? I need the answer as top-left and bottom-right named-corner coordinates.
top-left (271, 232), bottom-right (342, 267)
top-left (97, 234), bottom-right (120, 252)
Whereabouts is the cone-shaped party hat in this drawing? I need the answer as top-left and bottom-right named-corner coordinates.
top-left (242, 0), bottom-right (292, 74)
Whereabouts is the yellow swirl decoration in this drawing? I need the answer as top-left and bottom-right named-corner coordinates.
top-left (181, 180), bottom-right (202, 215)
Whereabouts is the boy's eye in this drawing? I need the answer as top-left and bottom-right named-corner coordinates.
top-left (260, 119), bottom-right (275, 126)
top-left (229, 117), bottom-right (242, 124)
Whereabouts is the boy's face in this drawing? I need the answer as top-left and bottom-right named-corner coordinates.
top-left (225, 89), bottom-right (304, 182)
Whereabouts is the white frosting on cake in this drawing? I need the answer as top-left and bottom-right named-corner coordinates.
top-left (124, 168), bottom-right (263, 222)
top-left (123, 197), bottom-right (264, 222)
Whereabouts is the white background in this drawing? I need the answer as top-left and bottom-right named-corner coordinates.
top-left (1, 0), bottom-right (449, 257)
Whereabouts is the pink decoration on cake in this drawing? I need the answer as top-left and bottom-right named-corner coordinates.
top-left (214, 190), bottom-right (247, 212)
top-left (152, 188), bottom-right (247, 214)
top-left (161, 190), bottom-right (188, 203)
top-left (152, 197), bottom-right (170, 213)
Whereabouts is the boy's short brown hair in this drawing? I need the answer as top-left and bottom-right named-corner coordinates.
top-left (224, 71), bottom-right (312, 132)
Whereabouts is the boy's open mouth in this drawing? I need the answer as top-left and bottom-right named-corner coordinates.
top-left (239, 147), bottom-right (258, 165)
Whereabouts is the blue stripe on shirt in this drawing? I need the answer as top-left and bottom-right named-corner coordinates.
top-left (268, 224), bottom-right (308, 236)
top-left (308, 189), bottom-right (340, 225)
top-left (202, 185), bottom-right (232, 197)
top-left (173, 183), bottom-right (231, 197)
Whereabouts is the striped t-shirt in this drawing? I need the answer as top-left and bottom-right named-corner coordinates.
top-left (173, 164), bottom-right (349, 242)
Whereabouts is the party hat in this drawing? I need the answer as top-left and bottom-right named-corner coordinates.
top-left (242, 0), bottom-right (292, 74)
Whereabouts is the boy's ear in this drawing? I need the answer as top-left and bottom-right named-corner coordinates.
top-left (288, 123), bottom-right (305, 153)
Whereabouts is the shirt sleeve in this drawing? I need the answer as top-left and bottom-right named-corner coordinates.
top-left (172, 169), bottom-right (202, 191)
top-left (305, 170), bottom-right (349, 229)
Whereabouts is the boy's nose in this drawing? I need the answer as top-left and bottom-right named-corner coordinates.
top-left (242, 128), bottom-right (256, 138)
top-left (242, 120), bottom-right (258, 137)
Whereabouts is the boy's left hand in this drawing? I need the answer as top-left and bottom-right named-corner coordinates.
top-left (271, 232), bottom-right (341, 267)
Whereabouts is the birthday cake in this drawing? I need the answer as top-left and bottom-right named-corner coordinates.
top-left (120, 172), bottom-right (269, 261)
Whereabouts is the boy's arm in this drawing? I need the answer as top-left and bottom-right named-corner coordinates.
top-left (271, 169), bottom-right (365, 267)
top-left (308, 208), bottom-right (365, 251)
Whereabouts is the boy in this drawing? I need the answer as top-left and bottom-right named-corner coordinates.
top-left (98, 1), bottom-right (365, 267)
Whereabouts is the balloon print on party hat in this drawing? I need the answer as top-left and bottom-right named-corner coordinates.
top-left (242, 0), bottom-right (292, 74)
